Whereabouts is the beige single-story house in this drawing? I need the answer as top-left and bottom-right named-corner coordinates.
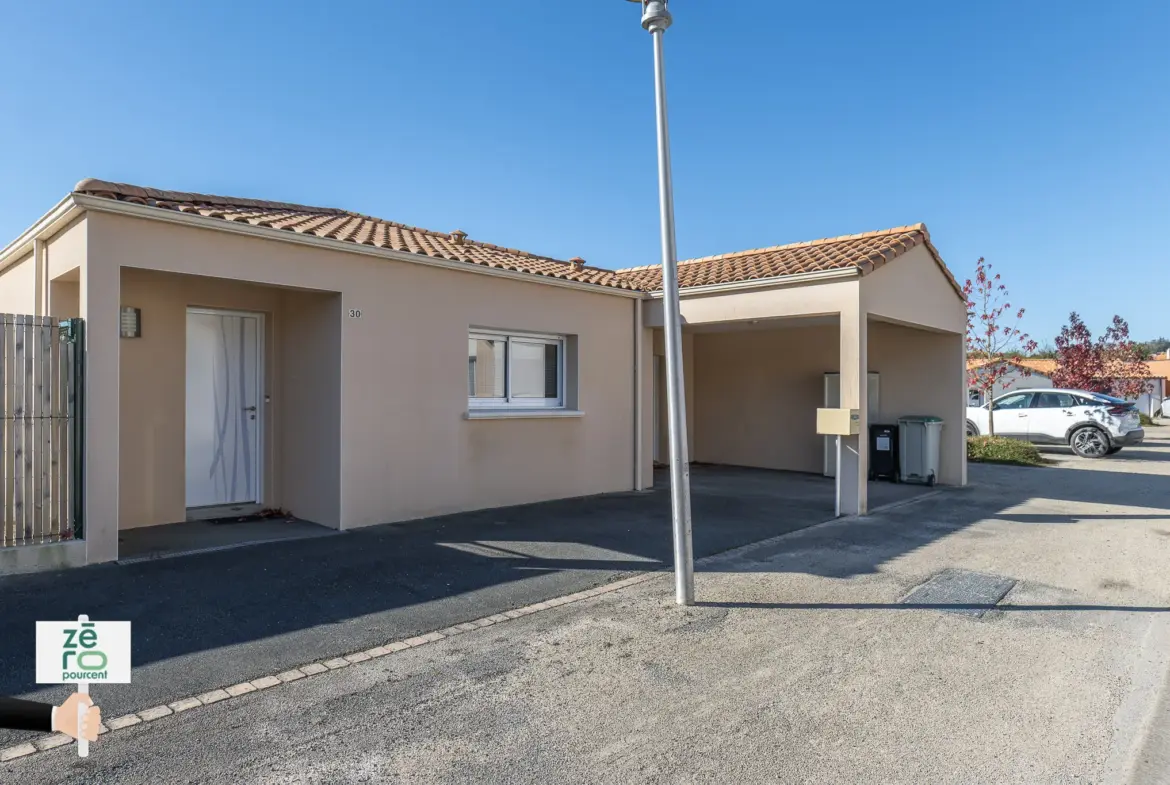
top-left (0, 179), bottom-right (967, 570)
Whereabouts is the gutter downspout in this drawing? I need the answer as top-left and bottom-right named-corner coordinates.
top-left (33, 237), bottom-right (46, 315)
top-left (634, 297), bottom-right (644, 490)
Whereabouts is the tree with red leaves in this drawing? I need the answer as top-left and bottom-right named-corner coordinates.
top-left (1053, 313), bottom-right (1150, 398)
top-left (963, 257), bottom-right (1037, 436)
top-left (1051, 313), bottom-right (1103, 392)
top-left (1099, 316), bottom-right (1151, 400)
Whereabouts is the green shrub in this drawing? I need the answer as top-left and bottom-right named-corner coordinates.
top-left (1140, 413), bottom-right (1159, 427)
top-left (967, 436), bottom-right (1045, 466)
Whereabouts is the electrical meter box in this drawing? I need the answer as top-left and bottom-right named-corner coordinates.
top-left (816, 408), bottom-right (860, 436)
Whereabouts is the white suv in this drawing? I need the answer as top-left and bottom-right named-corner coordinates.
top-left (966, 388), bottom-right (1145, 458)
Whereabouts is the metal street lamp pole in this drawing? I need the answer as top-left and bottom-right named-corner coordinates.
top-left (626, 0), bottom-right (694, 605)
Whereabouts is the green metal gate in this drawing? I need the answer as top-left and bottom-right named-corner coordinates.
top-left (0, 314), bottom-right (84, 546)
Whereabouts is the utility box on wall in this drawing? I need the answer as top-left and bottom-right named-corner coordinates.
top-left (816, 408), bottom-right (860, 436)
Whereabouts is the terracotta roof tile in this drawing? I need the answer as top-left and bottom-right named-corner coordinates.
top-left (967, 357), bottom-right (1170, 380)
top-left (967, 358), bottom-right (1057, 375)
top-left (73, 178), bottom-right (637, 291)
top-left (614, 223), bottom-right (961, 296)
top-left (73, 179), bottom-right (957, 298)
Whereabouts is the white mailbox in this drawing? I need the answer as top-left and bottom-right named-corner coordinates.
top-left (816, 407), bottom-right (860, 436)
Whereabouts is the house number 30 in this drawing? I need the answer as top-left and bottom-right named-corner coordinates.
top-left (349, 309), bottom-right (362, 318)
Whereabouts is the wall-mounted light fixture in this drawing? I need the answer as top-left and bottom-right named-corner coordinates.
top-left (120, 307), bottom-right (142, 338)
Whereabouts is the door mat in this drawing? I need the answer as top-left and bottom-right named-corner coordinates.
top-left (206, 508), bottom-right (294, 526)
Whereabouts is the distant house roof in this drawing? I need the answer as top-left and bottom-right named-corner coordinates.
top-left (614, 223), bottom-right (962, 296)
top-left (968, 357), bottom-right (1170, 381)
top-left (73, 178), bottom-right (637, 290)
top-left (1146, 358), bottom-right (1170, 380)
top-left (967, 357), bottom-right (1057, 375)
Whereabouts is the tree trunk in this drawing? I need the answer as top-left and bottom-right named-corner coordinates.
top-left (986, 384), bottom-right (996, 437)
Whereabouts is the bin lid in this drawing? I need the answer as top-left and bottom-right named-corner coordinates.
top-left (898, 415), bottom-right (944, 423)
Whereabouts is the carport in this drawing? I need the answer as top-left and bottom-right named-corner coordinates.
top-left (627, 224), bottom-right (968, 515)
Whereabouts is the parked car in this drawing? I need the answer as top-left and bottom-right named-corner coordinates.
top-left (966, 388), bottom-right (1144, 458)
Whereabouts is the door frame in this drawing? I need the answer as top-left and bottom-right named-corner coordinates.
top-left (185, 306), bottom-right (266, 510)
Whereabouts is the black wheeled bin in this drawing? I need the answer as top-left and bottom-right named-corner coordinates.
top-left (868, 423), bottom-right (899, 482)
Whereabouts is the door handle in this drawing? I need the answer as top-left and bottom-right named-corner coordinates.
top-left (243, 406), bottom-right (257, 412)
top-left (1017, 413), bottom-right (1028, 417)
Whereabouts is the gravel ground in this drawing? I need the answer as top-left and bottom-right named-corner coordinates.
top-left (7, 430), bottom-right (1170, 784)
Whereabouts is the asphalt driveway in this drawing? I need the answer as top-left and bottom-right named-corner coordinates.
top-left (7, 431), bottom-right (1170, 783)
top-left (0, 465), bottom-right (923, 748)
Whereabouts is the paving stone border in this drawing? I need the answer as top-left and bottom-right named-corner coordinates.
top-left (0, 572), bottom-right (658, 764)
top-left (1, 492), bottom-right (945, 765)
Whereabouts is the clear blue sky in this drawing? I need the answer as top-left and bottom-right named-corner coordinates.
top-left (1, 1), bottom-right (1167, 342)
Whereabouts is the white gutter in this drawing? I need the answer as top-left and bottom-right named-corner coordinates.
top-left (72, 194), bottom-right (647, 300)
top-left (0, 195), bottom-right (83, 272)
top-left (643, 267), bottom-right (859, 298)
top-left (633, 297), bottom-right (644, 490)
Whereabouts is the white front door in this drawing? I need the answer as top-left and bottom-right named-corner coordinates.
top-left (824, 372), bottom-right (880, 477)
top-left (185, 309), bottom-right (263, 508)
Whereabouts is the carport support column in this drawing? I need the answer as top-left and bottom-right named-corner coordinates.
top-left (79, 254), bottom-right (120, 564)
top-left (838, 307), bottom-right (868, 516)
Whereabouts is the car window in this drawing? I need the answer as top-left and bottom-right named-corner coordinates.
top-left (1034, 392), bottom-right (1077, 409)
top-left (992, 393), bottom-right (1033, 410)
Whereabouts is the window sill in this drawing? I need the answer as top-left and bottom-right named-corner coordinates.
top-left (464, 409), bottom-right (584, 420)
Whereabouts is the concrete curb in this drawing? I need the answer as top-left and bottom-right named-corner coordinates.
top-left (0, 572), bottom-right (660, 764)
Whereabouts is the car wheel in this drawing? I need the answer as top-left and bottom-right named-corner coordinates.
top-left (1070, 426), bottom-right (1110, 459)
top-left (966, 420), bottom-right (978, 437)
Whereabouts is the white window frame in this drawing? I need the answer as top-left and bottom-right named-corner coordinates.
top-left (468, 330), bottom-right (565, 409)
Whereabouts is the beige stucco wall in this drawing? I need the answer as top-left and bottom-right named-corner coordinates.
top-left (866, 320), bottom-right (966, 485)
top-left (691, 324), bottom-right (838, 473)
top-left (652, 329), bottom-right (696, 461)
top-left (862, 245), bottom-right (966, 334)
top-left (649, 276), bottom-right (858, 328)
top-left (686, 319), bottom-right (965, 486)
top-left (280, 289), bottom-right (342, 527)
top-left (0, 253), bottom-right (36, 313)
top-left (117, 269), bottom-right (334, 529)
top-left (87, 210), bottom-right (639, 532)
top-left (639, 322), bottom-right (655, 485)
top-left (47, 216), bottom-right (87, 281)
top-left (0, 215), bottom-right (88, 317)
top-left (46, 216), bottom-right (87, 318)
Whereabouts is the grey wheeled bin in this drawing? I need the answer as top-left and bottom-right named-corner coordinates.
top-left (897, 416), bottom-right (944, 486)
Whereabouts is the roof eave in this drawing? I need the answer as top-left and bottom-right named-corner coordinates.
top-left (73, 194), bottom-right (646, 299)
top-left (0, 194), bottom-right (84, 272)
top-left (643, 267), bottom-right (860, 298)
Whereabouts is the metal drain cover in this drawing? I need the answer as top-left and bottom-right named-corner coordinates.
top-left (901, 569), bottom-right (1017, 618)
